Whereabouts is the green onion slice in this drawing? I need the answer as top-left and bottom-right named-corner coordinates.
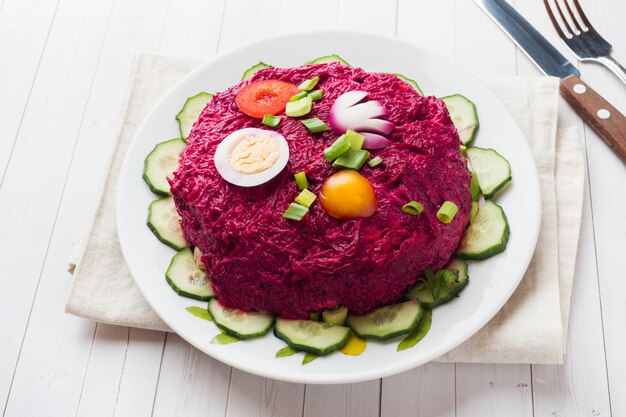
top-left (437, 201), bottom-right (459, 224)
top-left (289, 91), bottom-right (308, 102)
top-left (298, 76), bottom-right (320, 91)
top-left (323, 135), bottom-right (351, 162)
top-left (308, 89), bottom-right (323, 101)
top-left (283, 203), bottom-right (309, 221)
top-left (261, 114), bottom-right (281, 128)
top-left (294, 171), bottom-right (308, 190)
top-left (285, 95), bottom-right (313, 117)
top-left (345, 129), bottom-right (365, 150)
top-left (295, 189), bottom-right (317, 208)
top-left (402, 201), bottom-right (424, 215)
top-left (332, 149), bottom-right (370, 170)
top-left (470, 201), bottom-right (478, 221)
top-left (301, 118), bottom-right (329, 133)
top-left (367, 156), bottom-right (383, 168)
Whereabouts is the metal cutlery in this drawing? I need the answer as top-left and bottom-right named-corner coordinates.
top-left (544, 0), bottom-right (626, 86)
top-left (474, 0), bottom-right (626, 163)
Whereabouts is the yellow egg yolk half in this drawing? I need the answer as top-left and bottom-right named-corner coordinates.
top-left (319, 170), bottom-right (377, 220)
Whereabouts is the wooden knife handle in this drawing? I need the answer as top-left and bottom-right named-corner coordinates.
top-left (560, 75), bottom-right (626, 163)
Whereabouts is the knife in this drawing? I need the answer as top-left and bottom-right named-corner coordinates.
top-left (474, 0), bottom-right (626, 163)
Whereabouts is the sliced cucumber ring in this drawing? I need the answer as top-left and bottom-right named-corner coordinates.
top-left (321, 306), bottom-right (348, 326)
top-left (440, 94), bottom-right (479, 145)
top-left (394, 73), bottom-right (423, 96)
top-left (208, 299), bottom-right (274, 340)
top-left (147, 196), bottom-right (186, 250)
top-left (406, 259), bottom-right (469, 308)
top-left (176, 92), bottom-right (213, 140)
top-left (142, 138), bottom-right (186, 196)
top-left (165, 247), bottom-right (214, 300)
top-left (456, 200), bottom-right (510, 260)
top-left (346, 301), bottom-right (422, 341)
top-left (305, 54), bottom-right (351, 66)
top-left (466, 147), bottom-right (512, 199)
top-left (274, 319), bottom-right (351, 355)
top-left (241, 61), bottom-right (272, 80)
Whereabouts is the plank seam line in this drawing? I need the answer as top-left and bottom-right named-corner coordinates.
top-left (149, 333), bottom-right (168, 417)
top-left (454, 364), bottom-right (457, 417)
top-left (222, 368), bottom-right (234, 417)
top-left (378, 378), bottom-right (383, 417)
top-left (0, 0), bottom-right (62, 191)
top-left (0, 0), bottom-right (116, 412)
top-left (393, 0), bottom-right (399, 37)
top-left (111, 328), bottom-right (131, 417)
top-left (300, 384), bottom-right (306, 417)
top-left (72, 323), bottom-right (99, 417)
top-left (529, 365), bottom-right (536, 417)
top-left (156, 0), bottom-right (173, 49)
top-left (582, 121), bottom-right (614, 417)
top-left (213, 0), bottom-right (228, 56)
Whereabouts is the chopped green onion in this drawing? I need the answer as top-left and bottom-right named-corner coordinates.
top-left (294, 171), bottom-right (308, 190)
top-left (298, 76), bottom-right (320, 91)
top-left (286, 95), bottom-right (313, 117)
top-left (283, 203), bottom-right (309, 221)
top-left (437, 269), bottom-right (460, 291)
top-left (289, 91), bottom-right (308, 102)
top-left (345, 129), bottom-right (365, 150)
top-left (367, 156), bottom-right (383, 168)
top-left (295, 189), bottom-right (317, 208)
top-left (261, 114), bottom-right (281, 128)
top-left (332, 149), bottom-right (370, 170)
top-left (470, 201), bottom-right (478, 221)
top-left (301, 118), bottom-right (329, 133)
top-left (323, 135), bottom-right (351, 162)
top-left (460, 144), bottom-right (467, 153)
top-left (308, 89), bottom-right (323, 101)
top-left (470, 171), bottom-right (481, 201)
top-left (437, 201), bottom-right (458, 224)
top-left (402, 201), bottom-right (424, 215)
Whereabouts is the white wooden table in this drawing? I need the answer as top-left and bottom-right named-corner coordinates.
top-left (1, 0), bottom-right (624, 415)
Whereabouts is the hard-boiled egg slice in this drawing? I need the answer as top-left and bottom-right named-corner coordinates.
top-left (214, 128), bottom-right (289, 187)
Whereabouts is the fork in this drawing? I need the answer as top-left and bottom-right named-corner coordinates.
top-left (544, 0), bottom-right (626, 86)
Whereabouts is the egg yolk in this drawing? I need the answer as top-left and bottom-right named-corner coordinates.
top-left (319, 170), bottom-right (377, 220)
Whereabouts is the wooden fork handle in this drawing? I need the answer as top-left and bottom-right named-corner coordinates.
top-left (560, 75), bottom-right (626, 163)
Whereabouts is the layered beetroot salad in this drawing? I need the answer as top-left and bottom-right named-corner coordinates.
top-left (169, 62), bottom-right (472, 319)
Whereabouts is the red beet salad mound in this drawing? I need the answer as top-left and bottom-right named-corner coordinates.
top-left (170, 63), bottom-right (472, 319)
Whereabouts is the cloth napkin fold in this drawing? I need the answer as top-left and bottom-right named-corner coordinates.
top-left (66, 52), bottom-right (584, 364)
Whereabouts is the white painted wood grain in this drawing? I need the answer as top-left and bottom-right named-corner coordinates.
top-left (381, 362), bottom-right (456, 417)
top-left (304, 380), bottom-right (380, 417)
top-left (151, 334), bottom-right (232, 417)
top-left (457, 364), bottom-right (533, 417)
top-left (0, 0), bottom-right (59, 183)
top-left (225, 370), bottom-right (305, 417)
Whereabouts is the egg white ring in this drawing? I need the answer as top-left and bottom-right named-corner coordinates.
top-left (213, 127), bottom-right (290, 187)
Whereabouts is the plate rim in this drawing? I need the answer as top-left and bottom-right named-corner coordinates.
top-left (116, 28), bottom-right (542, 384)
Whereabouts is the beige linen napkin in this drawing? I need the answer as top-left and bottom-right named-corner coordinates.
top-left (66, 52), bottom-right (584, 364)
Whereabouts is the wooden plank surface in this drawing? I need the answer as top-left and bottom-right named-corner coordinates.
top-left (1, 0), bottom-right (624, 416)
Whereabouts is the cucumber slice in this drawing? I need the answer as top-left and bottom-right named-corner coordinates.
top-left (440, 94), bottom-right (479, 145)
top-left (176, 92), bottom-right (213, 140)
top-left (322, 306), bottom-right (348, 326)
top-left (394, 73), bottom-right (423, 96)
top-left (142, 138), bottom-right (186, 196)
top-left (208, 299), bottom-right (274, 340)
top-left (456, 200), bottom-right (510, 260)
top-left (470, 170), bottom-right (481, 201)
top-left (466, 147), bottom-right (512, 199)
top-left (147, 196), bottom-right (186, 250)
top-left (274, 319), bottom-right (351, 355)
top-left (165, 247), bottom-right (214, 300)
top-left (405, 260), bottom-right (469, 308)
top-left (346, 301), bottom-right (422, 341)
top-left (241, 61), bottom-right (272, 80)
top-left (305, 54), bottom-right (351, 66)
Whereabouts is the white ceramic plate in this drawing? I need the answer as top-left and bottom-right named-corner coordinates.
top-left (117, 30), bottom-right (541, 384)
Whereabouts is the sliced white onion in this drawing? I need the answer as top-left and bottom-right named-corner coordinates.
top-left (362, 132), bottom-right (393, 149)
top-left (329, 90), bottom-right (394, 136)
top-left (332, 90), bottom-right (368, 110)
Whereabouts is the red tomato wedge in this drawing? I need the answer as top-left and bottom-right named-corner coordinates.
top-left (235, 80), bottom-right (300, 119)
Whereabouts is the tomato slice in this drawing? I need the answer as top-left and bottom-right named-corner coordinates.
top-left (235, 80), bottom-right (300, 119)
